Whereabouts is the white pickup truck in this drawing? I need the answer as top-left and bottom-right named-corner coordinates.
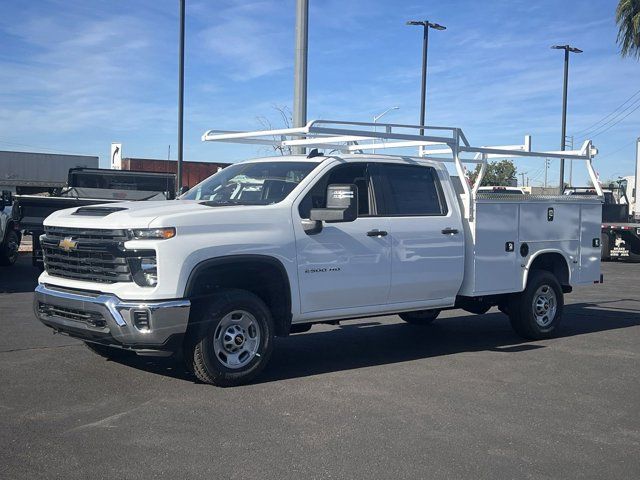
top-left (34, 121), bottom-right (603, 386)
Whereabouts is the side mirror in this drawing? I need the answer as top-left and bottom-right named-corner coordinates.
top-left (309, 184), bottom-right (358, 223)
top-left (180, 185), bottom-right (189, 195)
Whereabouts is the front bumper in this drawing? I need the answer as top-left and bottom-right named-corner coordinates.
top-left (34, 284), bottom-right (190, 354)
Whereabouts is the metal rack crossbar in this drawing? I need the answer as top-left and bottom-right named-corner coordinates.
top-left (202, 120), bottom-right (601, 218)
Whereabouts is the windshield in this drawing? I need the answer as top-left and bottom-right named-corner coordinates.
top-left (181, 161), bottom-right (318, 205)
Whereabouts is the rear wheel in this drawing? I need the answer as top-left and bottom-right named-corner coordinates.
top-left (185, 289), bottom-right (274, 387)
top-left (508, 270), bottom-right (564, 340)
top-left (399, 309), bottom-right (440, 325)
top-left (0, 230), bottom-right (19, 266)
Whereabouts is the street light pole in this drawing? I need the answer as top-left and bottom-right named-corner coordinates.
top-left (293, 0), bottom-right (309, 155)
top-left (372, 106), bottom-right (399, 154)
top-left (551, 44), bottom-right (582, 192)
top-left (177, 0), bottom-right (185, 194)
top-left (407, 20), bottom-right (446, 135)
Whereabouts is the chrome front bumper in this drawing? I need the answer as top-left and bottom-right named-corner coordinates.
top-left (34, 284), bottom-right (190, 352)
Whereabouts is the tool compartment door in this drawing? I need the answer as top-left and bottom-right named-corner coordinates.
top-left (473, 201), bottom-right (520, 294)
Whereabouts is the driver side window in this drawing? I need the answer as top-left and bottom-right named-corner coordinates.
top-left (298, 163), bottom-right (371, 218)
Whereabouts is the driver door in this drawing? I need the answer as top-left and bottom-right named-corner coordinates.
top-left (293, 162), bottom-right (391, 314)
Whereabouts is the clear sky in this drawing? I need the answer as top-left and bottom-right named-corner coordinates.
top-left (1, 0), bottom-right (638, 186)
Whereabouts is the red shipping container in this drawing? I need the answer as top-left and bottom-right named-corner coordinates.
top-left (120, 158), bottom-right (230, 189)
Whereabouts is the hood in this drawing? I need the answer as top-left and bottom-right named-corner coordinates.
top-left (43, 200), bottom-right (212, 229)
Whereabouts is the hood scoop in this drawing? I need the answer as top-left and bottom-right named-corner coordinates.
top-left (72, 206), bottom-right (128, 217)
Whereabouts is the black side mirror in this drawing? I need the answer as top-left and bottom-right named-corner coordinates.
top-left (180, 185), bottom-right (189, 195)
top-left (310, 184), bottom-right (358, 223)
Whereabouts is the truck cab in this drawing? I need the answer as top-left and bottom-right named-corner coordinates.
top-left (32, 120), bottom-right (603, 386)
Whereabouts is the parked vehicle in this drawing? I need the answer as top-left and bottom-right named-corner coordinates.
top-left (32, 120), bottom-right (603, 386)
top-left (566, 183), bottom-right (640, 262)
top-left (0, 150), bottom-right (98, 195)
top-left (0, 190), bottom-right (21, 266)
top-left (13, 168), bottom-right (176, 266)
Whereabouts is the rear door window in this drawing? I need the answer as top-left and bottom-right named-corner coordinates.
top-left (375, 163), bottom-right (447, 216)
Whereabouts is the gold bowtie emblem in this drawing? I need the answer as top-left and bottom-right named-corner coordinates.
top-left (58, 237), bottom-right (78, 252)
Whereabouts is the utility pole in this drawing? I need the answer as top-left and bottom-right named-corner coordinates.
top-left (520, 172), bottom-right (527, 188)
top-left (544, 158), bottom-right (549, 188)
top-left (292, 0), bottom-right (309, 155)
top-left (406, 20), bottom-right (446, 135)
top-left (551, 44), bottom-right (582, 193)
top-left (177, 0), bottom-right (185, 194)
top-left (635, 137), bottom-right (640, 220)
top-left (566, 135), bottom-right (573, 186)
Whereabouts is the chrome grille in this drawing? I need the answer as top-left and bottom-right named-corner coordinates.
top-left (42, 226), bottom-right (132, 283)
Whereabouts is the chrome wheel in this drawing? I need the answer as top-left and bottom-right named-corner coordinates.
top-left (212, 310), bottom-right (261, 369)
top-left (532, 284), bottom-right (557, 328)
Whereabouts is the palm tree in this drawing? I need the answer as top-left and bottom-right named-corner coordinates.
top-left (616, 0), bottom-right (640, 59)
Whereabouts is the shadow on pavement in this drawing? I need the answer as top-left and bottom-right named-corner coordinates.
top-left (0, 256), bottom-right (40, 294)
top-left (109, 301), bottom-right (640, 385)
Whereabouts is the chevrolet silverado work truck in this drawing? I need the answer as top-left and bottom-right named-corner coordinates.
top-left (33, 121), bottom-right (603, 386)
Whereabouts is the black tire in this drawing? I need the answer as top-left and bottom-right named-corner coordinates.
top-left (185, 289), bottom-right (275, 387)
top-left (626, 248), bottom-right (640, 263)
top-left (508, 270), bottom-right (564, 340)
top-left (399, 309), bottom-right (440, 325)
top-left (0, 230), bottom-right (20, 266)
top-left (84, 341), bottom-right (132, 360)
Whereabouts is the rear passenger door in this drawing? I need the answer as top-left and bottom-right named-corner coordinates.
top-left (373, 163), bottom-right (464, 306)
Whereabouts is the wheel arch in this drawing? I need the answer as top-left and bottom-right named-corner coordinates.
top-left (524, 250), bottom-right (571, 292)
top-left (184, 254), bottom-right (293, 336)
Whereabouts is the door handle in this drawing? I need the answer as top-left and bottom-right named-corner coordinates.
top-left (441, 228), bottom-right (459, 235)
top-left (367, 230), bottom-right (388, 237)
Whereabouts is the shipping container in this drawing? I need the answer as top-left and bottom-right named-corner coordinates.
top-left (0, 150), bottom-right (99, 192)
top-left (121, 158), bottom-right (230, 189)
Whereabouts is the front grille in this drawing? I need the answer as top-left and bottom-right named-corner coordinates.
top-left (42, 227), bottom-right (132, 283)
top-left (38, 302), bottom-right (106, 328)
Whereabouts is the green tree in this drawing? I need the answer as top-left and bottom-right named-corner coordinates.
top-left (469, 159), bottom-right (517, 187)
top-left (616, 0), bottom-right (640, 59)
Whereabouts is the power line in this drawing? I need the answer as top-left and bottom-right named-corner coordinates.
top-left (584, 101), bottom-right (640, 140)
top-left (596, 138), bottom-right (638, 161)
top-left (572, 87), bottom-right (640, 137)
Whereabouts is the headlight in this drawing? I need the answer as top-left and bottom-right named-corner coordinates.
top-left (129, 255), bottom-right (158, 287)
top-left (129, 227), bottom-right (176, 240)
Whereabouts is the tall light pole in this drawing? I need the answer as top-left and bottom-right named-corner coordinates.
top-left (372, 106), bottom-right (399, 154)
top-left (406, 20), bottom-right (446, 135)
top-left (293, 0), bottom-right (309, 155)
top-left (177, 0), bottom-right (185, 194)
top-left (551, 44), bottom-right (582, 192)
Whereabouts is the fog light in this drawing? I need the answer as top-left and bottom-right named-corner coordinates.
top-left (130, 255), bottom-right (158, 287)
top-left (132, 309), bottom-right (151, 331)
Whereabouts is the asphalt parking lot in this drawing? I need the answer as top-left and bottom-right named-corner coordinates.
top-left (1, 258), bottom-right (639, 479)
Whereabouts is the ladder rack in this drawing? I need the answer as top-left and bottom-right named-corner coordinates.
top-left (202, 119), bottom-right (602, 218)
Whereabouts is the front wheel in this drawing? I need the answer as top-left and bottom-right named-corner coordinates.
top-left (0, 230), bottom-right (20, 266)
top-left (399, 309), bottom-right (440, 325)
top-left (508, 270), bottom-right (564, 340)
top-left (186, 289), bottom-right (275, 387)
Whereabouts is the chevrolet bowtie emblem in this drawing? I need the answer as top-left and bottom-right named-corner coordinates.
top-left (58, 237), bottom-right (78, 252)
